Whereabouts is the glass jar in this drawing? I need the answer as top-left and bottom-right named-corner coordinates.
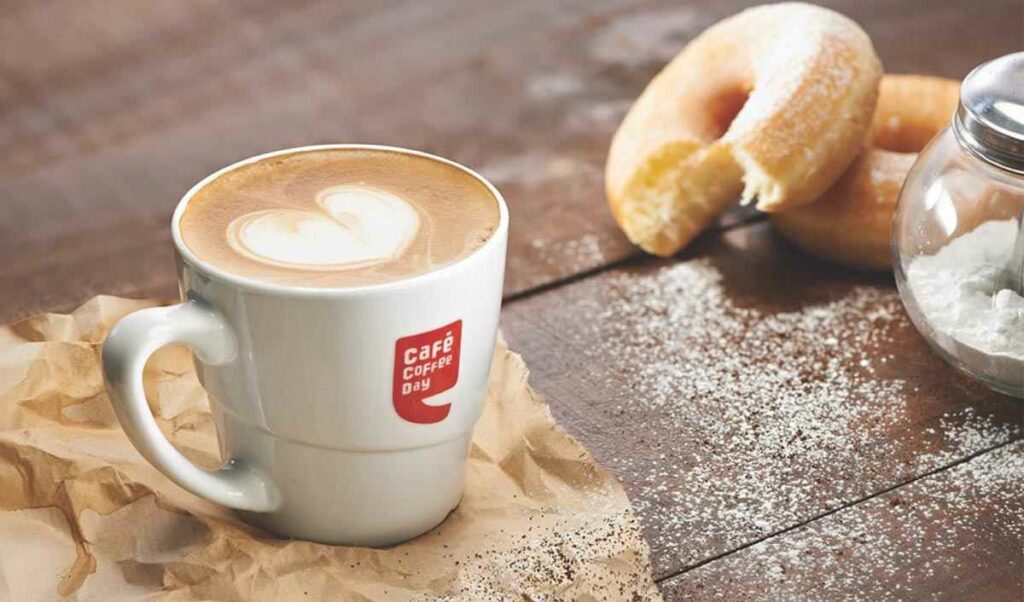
top-left (893, 52), bottom-right (1024, 398)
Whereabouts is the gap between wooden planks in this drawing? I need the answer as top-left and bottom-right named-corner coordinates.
top-left (499, 219), bottom-right (1024, 591)
top-left (659, 438), bottom-right (1024, 599)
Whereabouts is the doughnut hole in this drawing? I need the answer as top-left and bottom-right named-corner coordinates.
top-left (706, 87), bottom-right (751, 140)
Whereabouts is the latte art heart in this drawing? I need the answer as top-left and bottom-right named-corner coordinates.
top-left (227, 185), bottom-right (420, 270)
top-left (180, 148), bottom-right (500, 287)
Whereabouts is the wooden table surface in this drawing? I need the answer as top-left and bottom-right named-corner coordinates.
top-left (3, 1), bottom-right (1022, 599)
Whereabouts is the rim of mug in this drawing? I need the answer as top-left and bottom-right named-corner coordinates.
top-left (171, 144), bottom-right (509, 297)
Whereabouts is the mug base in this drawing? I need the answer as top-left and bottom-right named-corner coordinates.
top-left (234, 433), bottom-right (472, 547)
top-left (240, 495), bottom-right (462, 547)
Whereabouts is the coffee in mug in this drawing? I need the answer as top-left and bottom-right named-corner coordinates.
top-left (102, 145), bottom-right (508, 546)
top-left (178, 147), bottom-right (500, 287)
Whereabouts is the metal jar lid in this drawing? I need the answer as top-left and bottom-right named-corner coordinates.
top-left (954, 52), bottom-right (1024, 175)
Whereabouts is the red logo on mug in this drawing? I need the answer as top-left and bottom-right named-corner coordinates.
top-left (393, 320), bottom-right (462, 424)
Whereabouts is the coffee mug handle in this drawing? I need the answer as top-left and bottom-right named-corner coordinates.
top-left (102, 299), bottom-right (280, 512)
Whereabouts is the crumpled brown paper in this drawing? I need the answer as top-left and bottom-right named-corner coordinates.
top-left (0, 296), bottom-right (660, 601)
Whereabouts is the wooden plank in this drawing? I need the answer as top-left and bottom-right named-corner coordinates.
top-left (659, 440), bottom-right (1024, 600)
top-left (1, 0), bottom-right (1018, 321)
top-left (499, 221), bottom-right (1023, 579)
top-left (0, 0), bottom-right (642, 320)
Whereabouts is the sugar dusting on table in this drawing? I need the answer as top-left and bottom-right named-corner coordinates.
top-left (531, 234), bottom-right (606, 273)
top-left (588, 7), bottom-right (703, 67)
top-left (553, 258), bottom-right (1020, 577)
top-left (665, 441), bottom-right (1024, 600)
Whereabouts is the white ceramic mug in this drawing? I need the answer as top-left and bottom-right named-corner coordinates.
top-left (102, 145), bottom-right (508, 546)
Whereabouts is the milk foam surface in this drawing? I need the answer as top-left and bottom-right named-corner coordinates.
top-left (180, 148), bottom-right (499, 288)
top-left (228, 186), bottom-right (419, 269)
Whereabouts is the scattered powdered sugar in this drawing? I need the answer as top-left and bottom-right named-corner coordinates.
top-left (906, 219), bottom-right (1024, 391)
top-left (565, 99), bottom-right (633, 132)
top-left (594, 263), bottom-right (899, 410)
top-left (477, 151), bottom-right (595, 187)
top-left (664, 441), bottom-right (1024, 600)
top-left (544, 257), bottom-right (1019, 575)
top-left (531, 234), bottom-right (606, 272)
top-left (527, 73), bottom-right (584, 100)
top-left (588, 7), bottom-right (703, 67)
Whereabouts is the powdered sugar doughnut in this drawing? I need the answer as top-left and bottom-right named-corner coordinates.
top-left (772, 75), bottom-right (960, 270)
top-left (606, 3), bottom-right (882, 256)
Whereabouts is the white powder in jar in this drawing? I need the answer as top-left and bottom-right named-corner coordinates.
top-left (905, 219), bottom-right (1024, 390)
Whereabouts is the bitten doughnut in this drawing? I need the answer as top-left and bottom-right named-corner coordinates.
top-left (606, 3), bottom-right (882, 256)
top-left (772, 75), bottom-right (960, 270)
